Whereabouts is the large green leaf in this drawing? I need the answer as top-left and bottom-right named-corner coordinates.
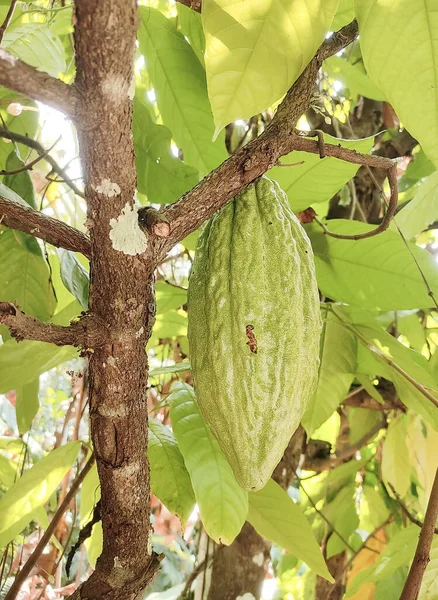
top-left (420, 539), bottom-right (438, 600)
top-left (138, 7), bottom-right (227, 177)
top-left (148, 418), bottom-right (195, 526)
top-left (395, 171), bottom-right (438, 240)
top-left (4, 150), bottom-right (36, 209)
top-left (334, 305), bottom-right (438, 431)
top-left (57, 249), bottom-right (89, 310)
top-left (0, 441), bottom-right (81, 548)
top-left (177, 3), bottom-right (205, 66)
top-left (80, 464), bottom-right (102, 568)
top-left (202, 0), bottom-right (338, 137)
top-left (356, 0), bottom-right (438, 167)
top-left (269, 134), bottom-right (374, 211)
top-left (324, 484), bottom-right (359, 558)
top-left (168, 383), bottom-right (248, 545)
top-left (332, 0), bottom-right (355, 29)
top-left (381, 414), bottom-right (410, 498)
top-left (133, 98), bottom-right (199, 204)
top-left (15, 378), bottom-right (39, 435)
top-left (346, 525), bottom-right (418, 598)
top-left (324, 55), bottom-right (385, 102)
top-left (156, 280), bottom-right (187, 314)
top-left (0, 228), bottom-right (56, 321)
top-left (248, 478), bottom-right (333, 581)
top-left (307, 220), bottom-right (438, 310)
top-left (302, 308), bottom-right (357, 436)
top-left (3, 23), bottom-right (66, 78)
top-left (0, 302), bottom-right (80, 393)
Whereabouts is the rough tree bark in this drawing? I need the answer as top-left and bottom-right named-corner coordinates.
top-left (71, 2), bottom-right (160, 597)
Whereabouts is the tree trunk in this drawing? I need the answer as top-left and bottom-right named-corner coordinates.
top-left (204, 427), bottom-right (306, 600)
top-left (72, 2), bottom-right (159, 598)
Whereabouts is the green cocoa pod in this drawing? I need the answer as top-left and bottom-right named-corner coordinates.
top-left (188, 176), bottom-right (322, 491)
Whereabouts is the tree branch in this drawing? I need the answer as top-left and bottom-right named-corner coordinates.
top-left (0, 0), bottom-right (17, 44)
top-left (155, 20), bottom-right (360, 260)
top-left (0, 49), bottom-right (77, 116)
top-left (343, 385), bottom-right (406, 411)
top-left (400, 468), bottom-right (438, 600)
top-left (0, 303), bottom-right (108, 348)
top-left (0, 196), bottom-right (91, 258)
top-left (0, 128), bottom-right (84, 198)
top-left (388, 482), bottom-right (438, 535)
top-left (175, 0), bottom-right (201, 12)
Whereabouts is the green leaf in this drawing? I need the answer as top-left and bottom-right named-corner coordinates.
top-left (133, 98), bottom-right (199, 204)
top-left (400, 149), bottom-right (435, 192)
top-left (332, 0), bottom-right (355, 29)
top-left (57, 249), bottom-right (89, 310)
top-left (248, 478), bottom-right (333, 581)
top-left (0, 228), bottom-right (56, 320)
top-left (397, 313), bottom-right (426, 352)
top-left (307, 220), bottom-right (438, 310)
top-left (0, 441), bottom-right (81, 548)
top-left (148, 418), bottom-right (195, 525)
top-left (177, 3), bottom-right (205, 66)
top-left (302, 308), bottom-right (357, 436)
top-left (4, 150), bottom-right (36, 209)
top-left (346, 525), bottom-right (418, 597)
top-left (15, 378), bottom-right (39, 435)
top-left (381, 414), bottom-right (410, 498)
top-left (138, 7), bottom-right (227, 177)
top-left (375, 566), bottom-right (409, 600)
top-left (0, 454), bottom-right (17, 490)
top-left (0, 302), bottom-right (80, 393)
top-left (80, 464), bottom-right (102, 568)
top-left (203, 0), bottom-right (338, 137)
top-left (168, 383), bottom-right (248, 545)
top-left (324, 55), bottom-right (385, 102)
top-left (269, 134), bottom-right (374, 212)
top-left (356, 0), bottom-right (438, 167)
top-left (324, 484), bottom-right (359, 558)
top-left (149, 311), bottom-right (187, 344)
top-left (419, 539), bottom-right (438, 600)
top-left (3, 23), bottom-right (66, 78)
top-left (156, 280), bottom-right (187, 314)
top-left (395, 172), bottom-right (438, 240)
top-left (149, 362), bottom-right (191, 378)
top-left (334, 305), bottom-right (438, 431)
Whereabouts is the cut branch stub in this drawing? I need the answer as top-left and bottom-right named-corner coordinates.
top-left (138, 206), bottom-right (171, 238)
top-left (0, 302), bottom-right (109, 348)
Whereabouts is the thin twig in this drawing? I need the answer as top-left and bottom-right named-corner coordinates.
top-left (4, 455), bottom-right (95, 600)
top-left (388, 483), bottom-right (438, 535)
top-left (0, 128), bottom-right (84, 198)
top-left (0, 136), bottom-right (61, 175)
top-left (400, 468), bottom-right (438, 600)
top-left (0, 0), bottom-right (17, 45)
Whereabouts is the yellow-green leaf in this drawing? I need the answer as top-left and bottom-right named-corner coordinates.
top-left (0, 442), bottom-right (81, 548)
top-left (203, 0), bottom-right (339, 138)
top-left (169, 383), bottom-right (248, 545)
top-left (356, 0), bottom-right (438, 167)
top-left (248, 479), bottom-right (333, 581)
top-left (269, 134), bottom-right (374, 211)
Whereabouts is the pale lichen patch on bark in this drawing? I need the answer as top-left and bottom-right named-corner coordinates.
top-left (252, 553), bottom-right (264, 567)
top-left (109, 202), bottom-right (148, 256)
top-left (93, 179), bottom-right (121, 198)
top-left (236, 594), bottom-right (256, 600)
top-left (101, 75), bottom-right (128, 103)
top-left (135, 326), bottom-right (144, 338)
